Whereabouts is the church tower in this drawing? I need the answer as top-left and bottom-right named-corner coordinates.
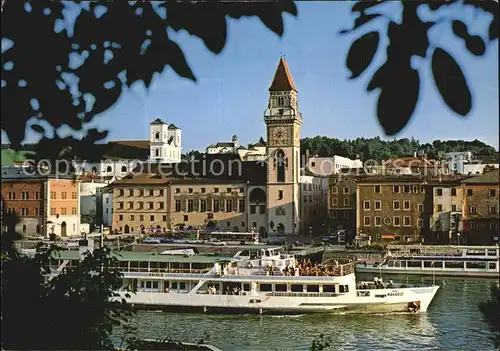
top-left (264, 58), bottom-right (302, 234)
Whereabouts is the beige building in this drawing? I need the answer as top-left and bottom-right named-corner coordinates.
top-left (356, 176), bottom-right (428, 243)
top-left (328, 174), bottom-right (360, 237)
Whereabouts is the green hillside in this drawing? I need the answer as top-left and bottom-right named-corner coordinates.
top-left (1, 149), bottom-right (35, 166)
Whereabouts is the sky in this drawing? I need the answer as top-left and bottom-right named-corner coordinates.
top-left (3, 2), bottom-right (499, 150)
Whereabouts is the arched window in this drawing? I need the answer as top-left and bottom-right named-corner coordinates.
top-left (155, 149), bottom-right (159, 157)
top-left (106, 166), bottom-right (112, 172)
top-left (154, 132), bottom-right (160, 140)
top-left (121, 166), bottom-right (127, 172)
top-left (249, 188), bottom-right (266, 203)
top-left (22, 225), bottom-right (27, 234)
top-left (274, 150), bottom-right (287, 183)
top-left (91, 167), bottom-right (97, 173)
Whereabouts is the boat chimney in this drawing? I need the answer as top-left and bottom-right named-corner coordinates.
top-left (79, 233), bottom-right (95, 261)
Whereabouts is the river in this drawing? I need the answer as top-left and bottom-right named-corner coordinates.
top-left (114, 276), bottom-right (498, 351)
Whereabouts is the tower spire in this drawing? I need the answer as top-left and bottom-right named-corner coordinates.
top-left (269, 57), bottom-right (297, 92)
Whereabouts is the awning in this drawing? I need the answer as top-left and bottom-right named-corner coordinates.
top-left (381, 234), bottom-right (396, 239)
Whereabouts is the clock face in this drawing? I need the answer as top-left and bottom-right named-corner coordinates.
top-left (273, 127), bottom-right (288, 140)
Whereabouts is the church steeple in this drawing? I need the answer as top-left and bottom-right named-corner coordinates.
top-left (269, 57), bottom-right (297, 92)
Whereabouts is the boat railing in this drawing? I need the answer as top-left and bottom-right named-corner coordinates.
top-left (268, 292), bottom-right (339, 298)
top-left (120, 267), bottom-right (212, 274)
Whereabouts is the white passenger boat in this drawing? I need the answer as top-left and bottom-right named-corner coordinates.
top-left (46, 242), bottom-right (440, 314)
top-left (355, 245), bottom-right (500, 278)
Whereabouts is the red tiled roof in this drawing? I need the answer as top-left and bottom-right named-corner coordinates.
top-left (269, 57), bottom-right (297, 92)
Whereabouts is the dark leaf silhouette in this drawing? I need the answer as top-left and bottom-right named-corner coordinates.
top-left (489, 15), bottom-right (498, 41)
top-left (351, 1), bottom-right (382, 14)
top-left (165, 38), bottom-right (196, 81)
top-left (376, 64), bottom-right (420, 135)
top-left (452, 20), bottom-right (486, 56)
top-left (346, 31), bottom-right (379, 79)
top-left (431, 47), bottom-right (472, 116)
top-left (30, 124), bottom-right (45, 135)
top-left (340, 14), bottom-right (382, 35)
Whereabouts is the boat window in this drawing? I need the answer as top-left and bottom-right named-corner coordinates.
top-left (139, 261), bottom-right (148, 271)
top-left (487, 249), bottom-right (497, 256)
top-left (488, 262), bottom-right (497, 270)
top-left (242, 283), bottom-right (250, 291)
top-left (388, 261), bottom-right (394, 267)
top-left (150, 262), bottom-right (159, 270)
top-left (407, 261), bottom-right (421, 268)
top-left (260, 284), bottom-right (272, 292)
top-left (275, 284), bottom-right (287, 292)
top-left (180, 282), bottom-right (187, 290)
top-left (323, 285), bottom-right (336, 293)
top-left (339, 285), bottom-right (349, 293)
top-left (240, 250), bottom-right (250, 257)
top-left (466, 249), bottom-right (485, 256)
top-left (445, 261), bottom-right (463, 269)
top-left (171, 282), bottom-right (178, 289)
top-left (357, 291), bottom-right (370, 297)
top-left (423, 261), bottom-right (440, 268)
top-left (130, 261), bottom-right (139, 270)
top-left (466, 262), bottom-right (486, 269)
top-left (291, 284), bottom-right (303, 292)
top-left (119, 261), bottom-right (129, 269)
top-left (307, 285), bottom-right (320, 293)
top-left (140, 281), bottom-right (145, 288)
top-left (145, 281), bottom-right (152, 289)
top-left (159, 262), bottom-right (167, 269)
top-left (152, 281), bottom-right (159, 289)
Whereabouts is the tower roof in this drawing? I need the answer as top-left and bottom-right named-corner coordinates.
top-left (150, 118), bottom-right (166, 125)
top-left (268, 57), bottom-right (297, 92)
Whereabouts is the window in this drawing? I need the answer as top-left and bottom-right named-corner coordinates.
top-left (35, 208), bottom-right (39, 216)
top-left (393, 201), bottom-right (400, 210)
top-left (200, 200), bottom-right (207, 212)
top-left (240, 188), bottom-right (244, 193)
top-left (374, 201), bottom-right (381, 210)
top-left (403, 217), bottom-right (411, 227)
top-left (470, 222), bottom-right (479, 230)
top-left (451, 188), bottom-right (457, 196)
top-left (130, 215), bottom-right (135, 221)
top-left (343, 187), bottom-right (349, 194)
top-left (278, 190), bottom-right (283, 200)
top-left (239, 199), bottom-right (245, 212)
top-left (467, 189), bottom-right (473, 196)
top-left (490, 206), bottom-right (497, 214)
top-left (149, 189), bottom-right (153, 196)
top-left (140, 215), bottom-right (144, 221)
top-left (393, 186), bottom-right (399, 193)
top-left (150, 215), bottom-right (154, 221)
top-left (214, 187), bottom-right (219, 193)
top-left (201, 188), bottom-right (206, 193)
top-left (437, 204), bottom-right (443, 212)
top-left (331, 211), bottom-right (337, 218)
top-left (343, 198), bottom-right (349, 206)
top-left (489, 189), bottom-right (496, 197)
top-left (162, 215), bottom-right (167, 221)
top-left (159, 189), bottom-right (164, 196)
top-left (436, 188), bottom-right (443, 196)
top-left (50, 207), bottom-right (56, 215)
top-left (175, 188), bottom-right (180, 193)
top-left (332, 187), bottom-right (338, 194)
top-left (250, 205), bottom-right (256, 214)
top-left (213, 200), bottom-right (220, 212)
top-left (344, 211), bottom-right (349, 219)
top-left (118, 202), bottom-right (124, 209)
top-left (175, 200), bottom-right (181, 212)
top-left (403, 200), bottom-right (410, 210)
top-left (307, 285), bottom-right (319, 293)
top-left (71, 207), bottom-right (77, 215)
top-left (403, 185), bottom-right (410, 193)
top-left (187, 200), bottom-right (194, 212)
top-left (129, 201), bottom-right (134, 209)
top-left (393, 217), bottom-right (400, 226)
top-left (226, 200), bottom-right (233, 212)
top-left (188, 188), bottom-right (193, 193)
top-left (374, 216), bottom-right (381, 226)
top-left (470, 206), bottom-right (477, 214)
top-left (158, 202), bottom-right (164, 210)
top-left (259, 205), bottom-right (266, 214)
top-left (412, 185), bottom-right (419, 193)
top-left (418, 204), bottom-right (423, 212)
top-left (363, 201), bottom-right (370, 210)
top-left (364, 216), bottom-right (370, 226)
top-left (374, 185), bottom-right (381, 193)
top-left (452, 204), bottom-right (457, 212)
top-left (490, 222), bottom-right (498, 230)
top-left (50, 191), bottom-right (56, 199)
top-left (417, 219), bottom-right (422, 228)
top-left (275, 150), bottom-right (287, 183)
top-left (119, 215), bottom-right (123, 221)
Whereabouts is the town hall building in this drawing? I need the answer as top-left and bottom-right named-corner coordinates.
top-left (109, 58), bottom-right (326, 236)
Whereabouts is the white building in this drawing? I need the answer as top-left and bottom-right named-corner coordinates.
top-left (149, 118), bottom-right (182, 163)
top-left (307, 155), bottom-right (363, 176)
top-left (300, 170), bottom-right (328, 232)
top-left (102, 188), bottom-right (113, 227)
top-left (206, 135), bottom-right (267, 161)
top-left (463, 163), bottom-right (499, 175)
top-left (79, 177), bottom-right (109, 228)
top-left (443, 152), bottom-right (473, 174)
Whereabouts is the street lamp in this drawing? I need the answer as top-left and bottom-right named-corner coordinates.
top-left (457, 232), bottom-right (461, 246)
top-left (309, 226), bottom-right (313, 242)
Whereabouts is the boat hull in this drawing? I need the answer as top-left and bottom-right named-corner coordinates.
top-left (113, 286), bottom-right (439, 314)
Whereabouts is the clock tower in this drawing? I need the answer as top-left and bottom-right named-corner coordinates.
top-left (264, 57), bottom-right (302, 235)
